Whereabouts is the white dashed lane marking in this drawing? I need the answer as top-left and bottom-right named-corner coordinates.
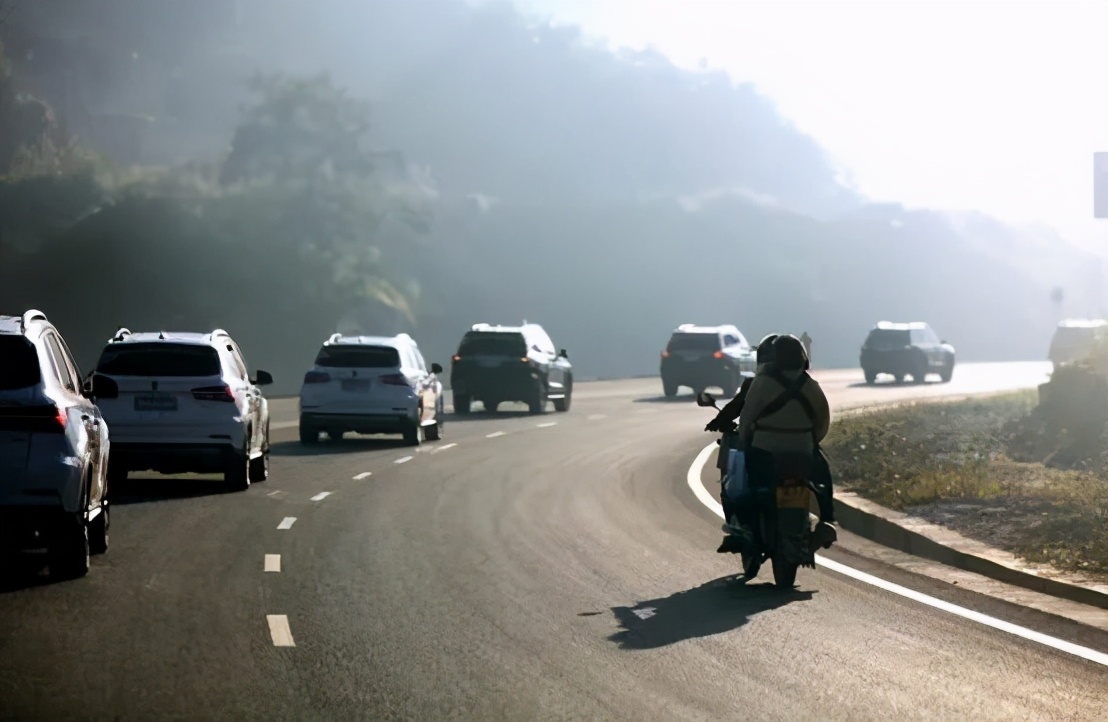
top-left (310, 492), bottom-right (332, 501)
top-left (352, 472), bottom-right (372, 480)
top-left (395, 456), bottom-right (414, 464)
top-left (537, 422), bottom-right (557, 428)
top-left (434, 443), bottom-right (457, 453)
top-left (277, 517), bottom-right (297, 530)
top-left (267, 615), bottom-right (295, 647)
top-left (264, 554), bottom-right (281, 573)
top-left (486, 431), bottom-right (506, 438)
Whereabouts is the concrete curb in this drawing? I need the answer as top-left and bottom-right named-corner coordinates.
top-left (833, 491), bottom-right (1108, 609)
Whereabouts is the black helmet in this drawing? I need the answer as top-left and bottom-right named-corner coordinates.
top-left (772, 334), bottom-right (809, 371)
top-left (756, 334), bottom-right (778, 365)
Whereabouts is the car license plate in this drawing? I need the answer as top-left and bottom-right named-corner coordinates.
top-left (134, 393), bottom-right (178, 412)
top-left (341, 379), bottom-right (373, 392)
top-left (477, 358), bottom-right (501, 368)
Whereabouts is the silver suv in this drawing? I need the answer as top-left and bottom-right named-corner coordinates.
top-left (0, 310), bottom-right (110, 579)
top-left (91, 328), bottom-right (273, 490)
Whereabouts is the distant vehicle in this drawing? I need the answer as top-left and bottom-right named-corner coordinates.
top-left (299, 333), bottom-right (444, 445)
top-left (91, 328), bottom-right (273, 490)
top-left (660, 324), bottom-right (756, 398)
top-left (860, 321), bottom-right (955, 384)
top-left (0, 310), bottom-right (110, 578)
top-left (450, 322), bottom-right (573, 414)
top-left (1048, 319), bottom-right (1108, 370)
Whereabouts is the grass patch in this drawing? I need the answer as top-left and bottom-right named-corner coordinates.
top-left (824, 390), bottom-right (1108, 577)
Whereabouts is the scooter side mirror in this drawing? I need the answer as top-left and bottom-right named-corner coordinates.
top-left (696, 392), bottom-right (716, 407)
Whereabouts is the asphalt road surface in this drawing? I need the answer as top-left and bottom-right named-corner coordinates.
top-left (2, 361), bottom-right (1106, 721)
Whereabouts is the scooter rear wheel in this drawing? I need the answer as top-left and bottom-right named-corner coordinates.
top-left (771, 556), bottom-right (798, 589)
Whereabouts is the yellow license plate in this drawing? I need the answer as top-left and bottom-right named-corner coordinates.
top-left (776, 485), bottom-right (811, 509)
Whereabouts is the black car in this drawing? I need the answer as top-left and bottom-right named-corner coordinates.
top-left (450, 323), bottom-right (573, 414)
top-left (860, 322), bottom-right (955, 384)
top-left (660, 324), bottom-right (756, 398)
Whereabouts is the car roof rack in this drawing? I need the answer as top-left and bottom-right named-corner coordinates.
top-left (209, 328), bottom-right (229, 341)
top-left (111, 326), bottom-right (132, 342)
top-left (328, 332), bottom-right (343, 344)
top-left (20, 309), bottom-right (47, 333)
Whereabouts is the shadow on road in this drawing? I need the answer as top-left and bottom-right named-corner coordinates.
top-left (0, 553), bottom-right (53, 593)
top-left (846, 380), bottom-right (928, 389)
top-left (271, 437), bottom-right (412, 457)
top-left (603, 574), bottom-right (815, 649)
top-left (633, 394), bottom-right (699, 404)
top-left (444, 408), bottom-right (538, 422)
top-left (110, 476), bottom-right (237, 505)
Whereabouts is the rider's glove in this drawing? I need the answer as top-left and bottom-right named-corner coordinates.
top-left (705, 416), bottom-right (726, 432)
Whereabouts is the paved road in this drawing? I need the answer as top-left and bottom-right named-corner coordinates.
top-left (2, 361), bottom-right (1106, 721)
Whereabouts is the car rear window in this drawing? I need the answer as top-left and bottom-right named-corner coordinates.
top-left (315, 345), bottom-right (400, 368)
top-left (0, 336), bottom-right (42, 390)
top-left (667, 333), bottom-right (721, 352)
top-left (96, 343), bottom-right (222, 377)
top-left (458, 332), bottom-right (527, 357)
top-left (865, 329), bottom-right (911, 349)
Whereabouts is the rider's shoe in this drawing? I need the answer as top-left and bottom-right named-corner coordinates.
top-left (716, 535), bottom-right (745, 553)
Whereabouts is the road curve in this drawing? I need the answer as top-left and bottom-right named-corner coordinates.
top-left (1, 361), bottom-right (1106, 721)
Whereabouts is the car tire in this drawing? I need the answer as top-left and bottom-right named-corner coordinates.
top-left (940, 360), bottom-right (954, 383)
top-left (663, 379), bottom-right (678, 398)
top-left (454, 393), bottom-right (471, 415)
top-left (249, 428), bottom-right (269, 482)
top-left (226, 447), bottom-right (250, 491)
top-left (914, 358), bottom-right (929, 384)
top-left (403, 423), bottom-right (423, 446)
top-left (722, 373), bottom-right (739, 398)
top-left (863, 369), bottom-right (877, 385)
top-left (894, 374), bottom-right (905, 384)
top-left (50, 516), bottom-right (90, 580)
top-left (299, 417), bottom-right (319, 445)
top-left (554, 393), bottom-right (571, 412)
top-left (89, 503), bottom-right (109, 556)
top-left (426, 409), bottom-right (443, 441)
top-left (108, 460), bottom-right (127, 486)
top-left (528, 385), bottom-right (547, 415)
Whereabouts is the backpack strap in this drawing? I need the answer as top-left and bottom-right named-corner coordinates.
top-left (753, 372), bottom-right (817, 431)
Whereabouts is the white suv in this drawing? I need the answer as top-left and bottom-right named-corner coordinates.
top-left (299, 333), bottom-right (444, 446)
top-left (91, 328), bottom-right (273, 490)
top-left (0, 310), bottom-right (110, 578)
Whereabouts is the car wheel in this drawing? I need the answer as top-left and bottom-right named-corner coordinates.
top-left (249, 427), bottom-right (270, 482)
top-left (453, 393), bottom-right (471, 414)
top-left (863, 369), bottom-right (877, 385)
top-left (426, 408), bottom-right (443, 441)
top-left (403, 422), bottom-right (423, 446)
top-left (914, 358), bottom-right (929, 384)
top-left (663, 379), bottom-right (678, 398)
top-left (554, 393), bottom-right (571, 412)
top-left (89, 502), bottom-right (109, 556)
top-left (722, 373), bottom-right (739, 398)
top-left (528, 385), bottom-right (547, 414)
top-left (50, 516), bottom-right (90, 580)
top-left (894, 374), bottom-right (905, 384)
top-left (299, 416), bottom-right (319, 444)
top-left (940, 359), bottom-right (954, 383)
top-left (226, 446), bottom-right (250, 491)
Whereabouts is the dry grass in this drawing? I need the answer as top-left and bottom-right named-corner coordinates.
top-left (824, 391), bottom-right (1108, 577)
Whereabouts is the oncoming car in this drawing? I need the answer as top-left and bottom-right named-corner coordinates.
top-left (298, 333), bottom-right (444, 445)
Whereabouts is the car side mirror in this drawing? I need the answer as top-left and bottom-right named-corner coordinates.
top-left (431, 362), bottom-right (443, 374)
top-left (81, 378), bottom-right (95, 398)
top-left (253, 370), bottom-right (274, 386)
top-left (90, 373), bottom-right (119, 400)
top-left (558, 349), bottom-right (568, 359)
top-left (696, 392), bottom-right (717, 407)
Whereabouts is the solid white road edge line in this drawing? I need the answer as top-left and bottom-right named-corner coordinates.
top-left (277, 517), bottom-right (297, 530)
top-left (264, 554), bottom-right (281, 573)
top-left (353, 471), bottom-right (372, 480)
top-left (686, 442), bottom-right (1108, 668)
top-left (266, 615), bottom-right (296, 647)
top-left (311, 492), bottom-right (332, 501)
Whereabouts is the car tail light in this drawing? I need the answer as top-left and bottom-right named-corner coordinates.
top-left (713, 351), bottom-right (725, 359)
top-left (520, 357), bottom-right (530, 363)
top-left (661, 350), bottom-right (670, 359)
top-left (303, 371), bottom-right (331, 384)
top-left (380, 373), bottom-right (411, 386)
top-left (192, 385), bottom-right (235, 402)
top-left (0, 404), bottom-right (67, 433)
top-left (452, 355), bottom-right (462, 362)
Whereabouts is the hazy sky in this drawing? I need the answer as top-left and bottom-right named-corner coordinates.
top-left (513, 0), bottom-right (1108, 247)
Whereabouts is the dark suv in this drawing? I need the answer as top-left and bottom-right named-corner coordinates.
top-left (660, 324), bottom-right (756, 398)
top-left (450, 323), bottom-right (573, 414)
top-left (860, 322), bottom-right (955, 384)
